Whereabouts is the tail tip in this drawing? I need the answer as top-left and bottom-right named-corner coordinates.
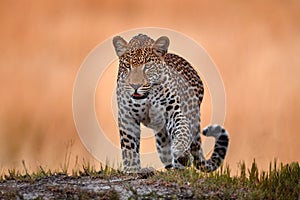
top-left (203, 124), bottom-right (229, 137)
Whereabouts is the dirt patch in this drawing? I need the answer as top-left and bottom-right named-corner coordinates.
top-left (0, 174), bottom-right (234, 199)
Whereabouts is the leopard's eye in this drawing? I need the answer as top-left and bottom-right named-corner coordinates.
top-left (119, 67), bottom-right (130, 79)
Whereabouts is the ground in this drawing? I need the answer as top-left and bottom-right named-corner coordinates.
top-left (0, 174), bottom-right (196, 199)
top-left (0, 161), bottom-right (299, 199)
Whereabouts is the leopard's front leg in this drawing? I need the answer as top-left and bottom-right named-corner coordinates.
top-left (167, 110), bottom-right (193, 169)
top-left (119, 116), bottom-right (141, 173)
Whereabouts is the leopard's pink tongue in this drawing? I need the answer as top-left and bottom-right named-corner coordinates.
top-left (133, 93), bottom-right (142, 97)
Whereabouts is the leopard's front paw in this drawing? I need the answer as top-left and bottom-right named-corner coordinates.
top-left (123, 166), bottom-right (141, 174)
top-left (125, 167), bottom-right (155, 178)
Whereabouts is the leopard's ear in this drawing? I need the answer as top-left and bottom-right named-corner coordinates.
top-left (153, 36), bottom-right (169, 57)
top-left (113, 36), bottom-right (128, 57)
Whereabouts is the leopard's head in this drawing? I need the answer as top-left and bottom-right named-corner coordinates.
top-left (113, 34), bottom-right (169, 100)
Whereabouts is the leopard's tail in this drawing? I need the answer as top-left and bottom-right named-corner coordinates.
top-left (194, 124), bottom-right (229, 172)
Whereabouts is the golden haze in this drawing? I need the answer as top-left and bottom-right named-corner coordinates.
top-left (0, 0), bottom-right (299, 172)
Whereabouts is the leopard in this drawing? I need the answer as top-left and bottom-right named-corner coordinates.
top-left (112, 34), bottom-right (229, 173)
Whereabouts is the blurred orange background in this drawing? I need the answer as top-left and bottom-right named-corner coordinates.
top-left (0, 0), bottom-right (299, 172)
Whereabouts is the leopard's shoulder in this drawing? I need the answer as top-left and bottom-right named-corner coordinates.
top-left (164, 53), bottom-right (204, 99)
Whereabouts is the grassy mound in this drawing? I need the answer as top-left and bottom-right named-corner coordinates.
top-left (0, 160), bottom-right (299, 199)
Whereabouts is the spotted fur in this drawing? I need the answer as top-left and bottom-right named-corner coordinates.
top-left (113, 34), bottom-right (229, 173)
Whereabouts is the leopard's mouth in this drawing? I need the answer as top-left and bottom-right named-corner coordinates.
top-left (132, 92), bottom-right (148, 100)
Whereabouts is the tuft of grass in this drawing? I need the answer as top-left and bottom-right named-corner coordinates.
top-left (60, 140), bottom-right (75, 175)
top-left (0, 159), bottom-right (120, 182)
top-left (254, 161), bottom-right (300, 200)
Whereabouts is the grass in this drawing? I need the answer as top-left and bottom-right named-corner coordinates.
top-left (148, 160), bottom-right (300, 199)
top-left (0, 160), bottom-right (299, 199)
top-left (0, 160), bottom-right (122, 183)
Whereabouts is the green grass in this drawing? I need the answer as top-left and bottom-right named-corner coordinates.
top-left (0, 160), bottom-right (299, 199)
top-left (149, 160), bottom-right (300, 199)
top-left (0, 160), bottom-right (123, 182)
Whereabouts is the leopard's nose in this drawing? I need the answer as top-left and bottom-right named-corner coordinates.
top-left (130, 83), bottom-right (142, 90)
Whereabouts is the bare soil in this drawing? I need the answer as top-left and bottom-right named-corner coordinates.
top-left (0, 174), bottom-right (231, 200)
